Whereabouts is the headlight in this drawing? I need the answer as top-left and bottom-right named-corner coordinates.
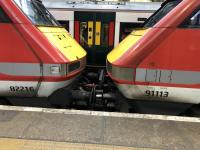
top-left (48, 57), bottom-right (86, 76)
top-left (50, 66), bottom-right (61, 75)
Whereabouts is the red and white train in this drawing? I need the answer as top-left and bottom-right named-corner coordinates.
top-left (107, 0), bottom-right (200, 114)
top-left (0, 0), bottom-right (86, 106)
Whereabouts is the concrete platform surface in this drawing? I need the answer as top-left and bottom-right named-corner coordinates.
top-left (0, 106), bottom-right (200, 150)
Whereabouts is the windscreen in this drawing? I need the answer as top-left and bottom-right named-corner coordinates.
top-left (14, 0), bottom-right (60, 27)
top-left (144, 0), bottom-right (182, 28)
top-left (0, 7), bottom-right (11, 23)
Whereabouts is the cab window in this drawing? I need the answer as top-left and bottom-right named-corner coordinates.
top-left (0, 7), bottom-right (11, 23)
top-left (13, 0), bottom-right (60, 27)
top-left (144, 0), bottom-right (181, 28)
top-left (180, 8), bottom-right (200, 28)
top-left (58, 21), bottom-right (69, 31)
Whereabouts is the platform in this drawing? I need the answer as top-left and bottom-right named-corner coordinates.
top-left (0, 106), bottom-right (200, 150)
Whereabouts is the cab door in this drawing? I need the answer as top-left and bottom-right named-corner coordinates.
top-left (74, 11), bottom-right (115, 66)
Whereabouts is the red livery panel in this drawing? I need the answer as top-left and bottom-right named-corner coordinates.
top-left (107, 0), bottom-right (200, 105)
top-left (0, 0), bottom-right (86, 99)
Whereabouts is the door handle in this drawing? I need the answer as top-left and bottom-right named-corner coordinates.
top-left (95, 21), bottom-right (101, 46)
top-left (88, 21), bottom-right (93, 46)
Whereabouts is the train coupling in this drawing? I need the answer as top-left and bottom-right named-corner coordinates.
top-left (71, 69), bottom-right (128, 111)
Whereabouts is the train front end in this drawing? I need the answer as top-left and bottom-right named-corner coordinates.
top-left (107, 28), bottom-right (149, 100)
top-left (107, 0), bottom-right (200, 106)
top-left (0, 0), bottom-right (86, 100)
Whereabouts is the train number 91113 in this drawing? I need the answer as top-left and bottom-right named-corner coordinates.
top-left (145, 90), bottom-right (169, 98)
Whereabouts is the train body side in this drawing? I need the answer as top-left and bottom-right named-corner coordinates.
top-left (0, 0), bottom-right (86, 98)
top-left (107, 0), bottom-right (200, 104)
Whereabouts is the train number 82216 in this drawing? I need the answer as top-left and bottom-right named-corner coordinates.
top-left (145, 90), bottom-right (169, 98)
top-left (10, 86), bottom-right (35, 92)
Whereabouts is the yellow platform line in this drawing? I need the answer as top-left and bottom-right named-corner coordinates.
top-left (0, 138), bottom-right (159, 150)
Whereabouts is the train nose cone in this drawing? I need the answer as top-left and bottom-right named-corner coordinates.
top-left (107, 29), bottom-right (149, 64)
top-left (38, 27), bottom-right (86, 62)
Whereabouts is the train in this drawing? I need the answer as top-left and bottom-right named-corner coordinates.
top-left (43, 0), bottom-right (161, 66)
top-left (0, 0), bottom-right (86, 106)
top-left (2, 0), bottom-right (199, 115)
top-left (107, 0), bottom-right (200, 115)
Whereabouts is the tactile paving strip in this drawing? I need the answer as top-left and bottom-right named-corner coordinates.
top-left (0, 138), bottom-right (159, 150)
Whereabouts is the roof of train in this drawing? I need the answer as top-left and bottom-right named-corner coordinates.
top-left (43, 0), bottom-right (161, 11)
